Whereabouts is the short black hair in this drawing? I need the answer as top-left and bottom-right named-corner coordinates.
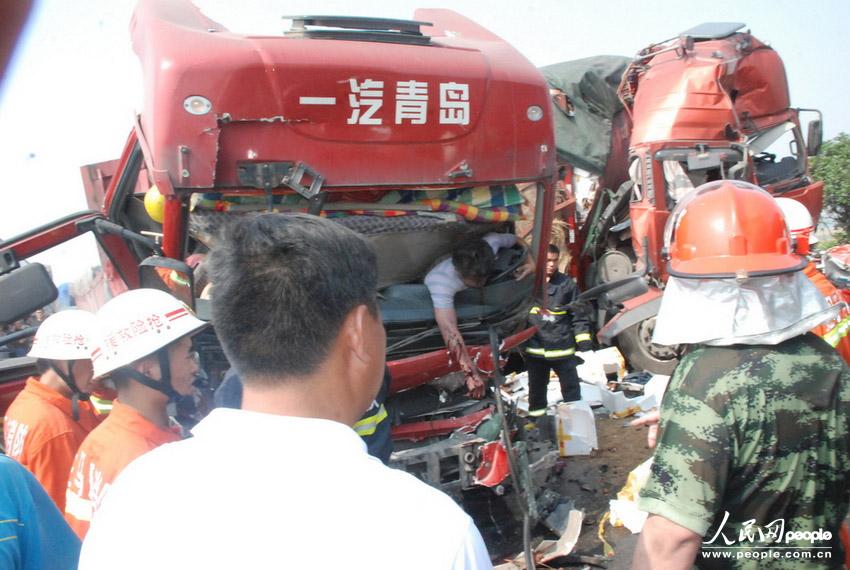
top-left (452, 237), bottom-right (496, 280)
top-left (208, 213), bottom-right (379, 382)
top-left (547, 244), bottom-right (560, 255)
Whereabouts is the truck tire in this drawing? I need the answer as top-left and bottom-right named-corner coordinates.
top-left (615, 317), bottom-right (679, 375)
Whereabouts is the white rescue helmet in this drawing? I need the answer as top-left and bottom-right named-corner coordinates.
top-left (92, 288), bottom-right (207, 379)
top-left (776, 197), bottom-right (818, 255)
top-left (28, 309), bottom-right (97, 361)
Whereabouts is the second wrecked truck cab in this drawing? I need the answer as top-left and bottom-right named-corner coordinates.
top-left (543, 23), bottom-right (824, 374)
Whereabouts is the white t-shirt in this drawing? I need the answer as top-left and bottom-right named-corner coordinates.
top-left (79, 408), bottom-right (493, 570)
top-left (424, 233), bottom-right (518, 309)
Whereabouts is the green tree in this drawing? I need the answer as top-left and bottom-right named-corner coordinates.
top-left (812, 132), bottom-right (850, 239)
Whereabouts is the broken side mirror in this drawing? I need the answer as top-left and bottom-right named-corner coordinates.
top-left (139, 256), bottom-right (195, 310)
top-left (0, 262), bottom-right (58, 326)
top-left (807, 119), bottom-right (823, 157)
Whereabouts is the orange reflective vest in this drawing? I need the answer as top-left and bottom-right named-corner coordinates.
top-left (2, 377), bottom-right (101, 511)
top-left (804, 263), bottom-right (850, 365)
top-left (65, 400), bottom-right (181, 538)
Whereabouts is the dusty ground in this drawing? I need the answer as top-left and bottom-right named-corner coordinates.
top-left (558, 409), bottom-right (654, 568)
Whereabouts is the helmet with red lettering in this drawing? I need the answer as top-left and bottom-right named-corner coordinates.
top-left (663, 180), bottom-right (807, 278)
top-left (28, 309), bottom-right (97, 361)
top-left (28, 309), bottom-right (98, 418)
top-left (91, 288), bottom-right (206, 380)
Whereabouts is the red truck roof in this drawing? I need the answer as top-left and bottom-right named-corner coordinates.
top-left (131, 0), bottom-right (555, 194)
top-left (621, 23), bottom-right (792, 146)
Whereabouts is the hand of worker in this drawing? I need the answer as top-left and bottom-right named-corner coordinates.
top-left (630, 410), bottom-right (660, 448)
top-left (185, 252), bottom-right (207, 268)
top-left (576, 339), bottom-right (593, 352)
top-left (447, 333), bottom-right (486, 399)
top-left (465, 371), bottom-right (486, 399)
top-left (514, 257), bottom-right (535, 281)
top-left (447, 334), bottom-right (466, 367)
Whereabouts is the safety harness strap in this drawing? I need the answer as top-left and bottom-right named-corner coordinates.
top-left (120, 348), bottom-right (179, 400)
top-left (50, 362), bottom-right (90, 421)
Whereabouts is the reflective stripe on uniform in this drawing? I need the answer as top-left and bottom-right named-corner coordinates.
top-left (528, 408), bottom-right (547, 417)
top-left (353, 404), bottom-right (388, 437)
top-left (169, 270), bottom-right (191, 288)
top-left (529, 306), bottom-right (566, 316)
top-left (824, 314), bottom-right (850, 347)
top-left (525, 347), bottom-right (576, 358)
top-left (90, 396), bottom-right (113, 415)
top-left (65, 491), bottom-right (94, 522)
top-left (575, 333), bottom-right (592, 343)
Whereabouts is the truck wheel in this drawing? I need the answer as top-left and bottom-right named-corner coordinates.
top-left (615, 317), bottom-right (679, 375)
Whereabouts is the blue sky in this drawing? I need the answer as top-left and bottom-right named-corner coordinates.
top-left (2, 0), bottom-right (848, 282)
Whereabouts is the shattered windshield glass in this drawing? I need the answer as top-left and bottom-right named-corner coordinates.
top-left (658, 148), bottom-right (746, 206)
top-left (748, 122), bottom-right (805, 186)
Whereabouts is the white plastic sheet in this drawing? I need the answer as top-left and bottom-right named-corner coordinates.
top-left (608, 458), bottom-right (653, 533)
top-left (576, 346), bottom-right (626, 385)
top-left (642, 374), bottom-right (669, 404)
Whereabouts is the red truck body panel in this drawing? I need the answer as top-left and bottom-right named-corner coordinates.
top-left (78, 1), bottom-right (558, 394)
top-left (618, 27), bottom-right (823, 281)
top-left (626, 35), bottom-right (790, 146)
top-left (130, 0), bottom-right (554, 194)
top-left (387, 327), bottom-right (536, 394)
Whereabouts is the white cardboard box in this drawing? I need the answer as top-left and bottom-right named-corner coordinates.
top-left (555, 400), bottom-right (598, 456)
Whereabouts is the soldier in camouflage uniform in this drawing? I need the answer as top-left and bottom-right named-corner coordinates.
top-left (639, 337), bottom-right (850, 568)
top-left (632, 181), bottom-right (850, 569)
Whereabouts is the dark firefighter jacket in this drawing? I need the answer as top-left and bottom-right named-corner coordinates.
top-left (525, 271), bottom-right (591, 360)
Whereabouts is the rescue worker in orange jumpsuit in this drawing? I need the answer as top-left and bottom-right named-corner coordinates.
top-left (3, 309), bottom-right (102, 512)
top-left (776, 197), bottom-right (850, 364)
top-left (64, 289), bottom-right (206, 538)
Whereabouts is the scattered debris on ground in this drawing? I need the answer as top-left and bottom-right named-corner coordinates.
top-left (490, 347), bottom-right (662, 568)
top-left (560, 411), bottom-right (653, 567)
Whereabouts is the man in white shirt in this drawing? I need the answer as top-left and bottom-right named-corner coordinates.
top-left (79, 213), bottom-right (492, 570)
top-left (424, 233), bottom-right (533, 398)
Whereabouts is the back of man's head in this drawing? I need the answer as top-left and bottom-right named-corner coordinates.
top-left (452, 237), bottom-right (495, 280)
top-left (208, 213), bottom-right (378, 382)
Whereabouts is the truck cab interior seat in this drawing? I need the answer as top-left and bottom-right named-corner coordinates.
top-left (379, 245), bottom-right (532, 327)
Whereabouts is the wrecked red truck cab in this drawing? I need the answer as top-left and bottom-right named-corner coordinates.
top-left (90, 2), bottom-right (556, 390)
top-left (547, 23), bottom-right (824, 374)
top-left (70, 1), bottom-right (564, 556)
top-left (3, 2), bottom-right (564, 554)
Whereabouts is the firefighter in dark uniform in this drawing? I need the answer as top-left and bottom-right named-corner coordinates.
top-left (525, 244), bottom-right (592, 416)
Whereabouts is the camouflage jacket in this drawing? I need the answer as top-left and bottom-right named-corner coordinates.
top-left (637, 333), bottom-right (850, 569)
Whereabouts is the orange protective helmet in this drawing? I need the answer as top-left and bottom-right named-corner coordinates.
top-left (663, 180), bottom-right (807, 278)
